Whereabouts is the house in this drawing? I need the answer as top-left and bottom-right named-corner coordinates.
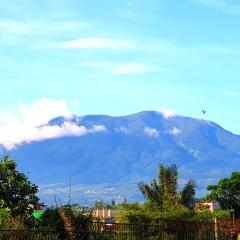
top-left (92, 209), bottom-right (121, 223)
top-left (28, 202), bottom-right (47, 211)
top-left (195, 200), bottom-right (220, 213)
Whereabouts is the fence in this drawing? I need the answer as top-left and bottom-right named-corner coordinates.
top-left (217, 218), bottom-right (240, 233)
top-left (0, 230), bottom-right (64, 240)
top-left (0, 220), bottom-right (235, 240)
top-left (88, 221), bottom-right (234, 240)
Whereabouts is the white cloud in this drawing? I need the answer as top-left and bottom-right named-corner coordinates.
top-left (80, 61), bottom-right (108, 68)
top-left (112, 63), bottom-right (157, 74)
top-left (189, 0), bottom-right (240, 14)
top-left (17, 98), bottom-right (72, 126)
top-left (0, 20), bottom-right (30, 33)
top-left (90, 125), bottom-right (107, 133)
top-left (160, 108), bottom-right (176, 119)
top-left (0, 19), bottom-right (89, 34)
top-left (190, 0), bottom-right (226, 8)
top-left (80, 61), bottom-right (160, 75)
top-left (0, 98), bottom-right (106, 149)
top-left (72, 99), bottom-right (80, 106)
top-left (224, 90), bottom-right (239, 96)
top-left (144, 127), bottom-right (159, 137)
top-left (116, 127), bottom-right (129, 134)
top-left (169, 127), bottom-right (181, 136)
top-left (58, 38), bottom-right (135, 50)
top-left (217, 88), bottom-right (239, 97)
top-left (0, 19), bottom-right (90, 47)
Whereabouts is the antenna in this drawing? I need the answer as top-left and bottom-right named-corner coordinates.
top-left (68, 176), bottom-right (72, 206)
top-left (54, 195), bottom-right (58, 208)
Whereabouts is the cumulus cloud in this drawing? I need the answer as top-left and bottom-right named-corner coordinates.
top-left (224, 90), bottom-right (239, 96)
top-left (16, 98), bottom-right (72, 126)
top-left (112, 63), bottom-right (157, 75)
top-left (169, 127), bottom-right (181, 136)
top-left (80, 61), bottom-right (108, 68)
top-left (72, 98), bottom-right (80, 106)
top-left (58, 38), bottom-right (135, 50)
top-left (189, 0), bottom-right (240, 14)
top-left (89, 125), bottom-right (107, 133)
top-left (0, 98), bottom-right (106, 150)
top-left (0, 19), bottom-right (90, 47)
top-left (0, 19), bottom-right (89, 34)
top-left (144, 127), bottom-right (159, 137)
top-left (190, 0), bottom-right (226, 8)
top-left (115, 127), bottom-right (129, 134)
top-left (160, 108), bottom-right (176, 119)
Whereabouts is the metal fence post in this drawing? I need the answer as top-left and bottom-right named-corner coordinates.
top-left (215, 217), bottom-right (218, 240)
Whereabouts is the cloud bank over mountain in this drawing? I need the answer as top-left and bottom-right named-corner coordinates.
top-left (0, 98), bottom-right (179, 149)
top-left (0, 98), bottom-right (106, 149)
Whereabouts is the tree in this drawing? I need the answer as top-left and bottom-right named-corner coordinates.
top-left (179, 180), bottom-right (196, 209)
top-left (93, 200), bottom-right (106, 209)
top-left (37, 208), bottom-right (64, 232)
top-left (0, 156), bottom-right (38, 216)
top-left (111, 199), bottom-right (115, 207)
top-left (160, 164), bottom-right (178, 209)
top-left (138, 164), bottom-right (178, 210)
top-left (207, 172), bottom-right (240, 217)
top-left (0, 208), bottom-right (10, 228)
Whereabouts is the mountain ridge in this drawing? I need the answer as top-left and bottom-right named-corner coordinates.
top-left (3, 111), bottom-right (240, 204)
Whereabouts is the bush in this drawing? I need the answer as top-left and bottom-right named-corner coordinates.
top-left (115, 202), bottom-right (196, 223)
top-left (193, 209), bottom-right (231, 221)
top-left (213, 209), bottom-right (231, 219)
top-left (0, 208), bottom-right (10, 228)
top-left (159, 205), bottom-right (195, 220)
top-left (40, 208), bottom-right (65, 231)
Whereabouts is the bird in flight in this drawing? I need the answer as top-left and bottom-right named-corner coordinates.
top-left (202, 109), bottom-right (206, 114)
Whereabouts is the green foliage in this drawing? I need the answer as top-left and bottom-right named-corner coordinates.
top-left (117, 165), bottom-right (205, 224)
top-left (93, 199), bottom-right (116, 209)
top-left (213, 209), bottom-right (231, 218)
top-left (194, 210), bottom-right (214, 221)
top-left (192, 209), bottom-right (231, 222)
top-left (195, 202), bottom-right (211, 212)
top-left (94, 200), bottom-right (105, 209)
top-left (115, 202), bottom-right (195, 224)
top-left (93, 200), bottom-right (112, 209)
top-left (39, 206), bottom-right (92, 240)
top-left (138, 164), bottom-right (196, 212)
top-left (111, 199), bottom-right (115, 207)
top-left (0, 156), bottom-right (38, 217)
top-left (207, 171), bottom-right (240, 217)
top-left (138, 164), bottom-right (179, 210)
top-left (159, 205), bottom-right (195, 220)
top-left (0, 208), bottom-right (10, 228)
top-left (40, 208), bottom-right (65, 231)
top-left (66, 204), bottom-right (91, 216)
top-left (179, 180), bottom-right (196, 209)
top-left (115, 202), bottom-right (156, 224)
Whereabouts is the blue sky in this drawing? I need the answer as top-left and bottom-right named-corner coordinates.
top-left (1, 0), bottom-right (240, 134)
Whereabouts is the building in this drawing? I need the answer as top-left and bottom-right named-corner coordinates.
top-left (92, 209), bottom-right (121, 223)
top-left (195, 201), bottom-right (220, 213)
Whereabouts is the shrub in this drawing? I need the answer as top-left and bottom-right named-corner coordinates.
top-left (0, 208), bottom-right (10, 229)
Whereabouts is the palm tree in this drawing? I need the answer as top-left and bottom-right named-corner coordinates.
top-left (138, 164), bottom-right (178, 210)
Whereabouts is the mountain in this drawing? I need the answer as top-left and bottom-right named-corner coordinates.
top-left (3, 111), bottom-right (240, 204)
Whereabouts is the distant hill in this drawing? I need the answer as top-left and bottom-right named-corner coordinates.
top-left (3, 111), bottom-right (240, 204)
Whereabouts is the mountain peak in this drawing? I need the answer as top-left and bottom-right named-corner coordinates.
top-left (9, 111), bottom-right (240, 203)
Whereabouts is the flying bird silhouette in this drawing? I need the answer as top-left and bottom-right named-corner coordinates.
top-left (202, 109), bottom-right (206, 114)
